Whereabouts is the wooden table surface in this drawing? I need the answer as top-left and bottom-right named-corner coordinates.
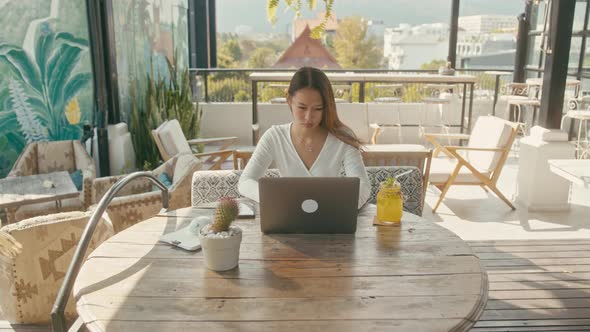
top-left (0, 171), bottom-right (78, 209)
top-left (74, 205), bottom-right (488, 332)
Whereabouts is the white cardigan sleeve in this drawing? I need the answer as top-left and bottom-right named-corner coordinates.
top-left (237, 130), bottom-right (275, 202)
top-left (343, 146), bottom-right (371, 209)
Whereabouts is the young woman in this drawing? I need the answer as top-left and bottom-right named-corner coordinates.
top-left (238, 67), bottom-right (371, 208)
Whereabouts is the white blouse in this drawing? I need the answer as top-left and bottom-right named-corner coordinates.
top-left (238, 123), bottom-right (371, 208)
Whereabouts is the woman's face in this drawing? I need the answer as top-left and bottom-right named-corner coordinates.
top-left (288, 87), bottom-right (324, 130)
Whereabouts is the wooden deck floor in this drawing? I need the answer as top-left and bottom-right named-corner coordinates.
top-left (470, 239), bottom-right (590, 332)
top-left (2, 239), bottom-right (590, 332)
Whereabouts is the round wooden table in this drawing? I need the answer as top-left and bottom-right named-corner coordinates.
top-left (74, 205), bottom-right (488, 332)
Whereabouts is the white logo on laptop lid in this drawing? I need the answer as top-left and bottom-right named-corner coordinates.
top-left (301, 199), bottom-right (318, 213)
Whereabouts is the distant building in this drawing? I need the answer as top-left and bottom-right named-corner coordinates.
top-left (383, 23), bottom-right (449, 69)
top-left (458, 15), bottom-right (517, 34)
top-left (274, 25), bottom-right (341, 69)
top-left (292, 12), bottom-right (338, 42)
top-left (457, 33), bottom-right (516, 57)
top-left (367, 19), bottom-right (387, 38)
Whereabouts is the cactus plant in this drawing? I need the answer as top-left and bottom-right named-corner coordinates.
top-left (211, 197), bottom-right (239, 233)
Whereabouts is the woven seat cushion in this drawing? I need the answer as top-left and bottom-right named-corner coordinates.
top-left (0, 211), bottom-right (114, 324)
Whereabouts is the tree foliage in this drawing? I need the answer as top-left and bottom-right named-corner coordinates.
top-left (248, 47), bottom-right (276, 68)
top-left (333, 16), bottom-right (383, 69)
top-left (420, 59), bottom-right (446, 70)
top-left (266, 0), bottom-right (334, 39)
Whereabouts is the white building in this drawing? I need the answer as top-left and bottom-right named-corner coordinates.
top-left (457, 33), bottom-right (515, 57)
top-left (458, 15), bottom-right (517, 34)
top-left (383, 23), bottom-right (449, 69)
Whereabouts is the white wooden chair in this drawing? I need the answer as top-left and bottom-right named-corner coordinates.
top-left (424, 116), bottom-right (519, 212)
top-left (151, 119), bottom-right (235, 170)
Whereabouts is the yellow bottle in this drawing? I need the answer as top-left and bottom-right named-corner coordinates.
top-left (376, 179), bottom-right (403, 224)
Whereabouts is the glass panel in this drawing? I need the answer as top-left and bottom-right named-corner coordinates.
top-left (532, 1), bottom-right (547, 31)
top-left (573, 1), bottom-right (588, 31)
top-left (570, 37), bottom-right (583, 70)
top-left (527, 35), bottom-right (543, 67)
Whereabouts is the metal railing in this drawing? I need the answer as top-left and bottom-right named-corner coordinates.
top-left (189, 67), bottom-right (513, 103)
top-left (51, 172), bottom-right (169, 332)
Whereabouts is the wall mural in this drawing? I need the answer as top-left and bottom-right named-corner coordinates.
top-left (113, 0), bottom-right (188, 123)
top-left (0, 0), bottom-right (92, 177)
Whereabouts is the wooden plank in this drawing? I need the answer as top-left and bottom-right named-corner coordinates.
top-left (76, 272), bottom-right (484, 299)
top-left (474, 318), bottom-right (590, 328)
top-left (77, 295), bottom-right (482, 322)
top-left (80, 255), bottom-right (483, 279)
top-left (484, 265), bottom-right (590, 274)
top-left (477, 251), bottom-right (590, 260)
top-left (480, 308), bottom-right (590, 320)
top-left (489, 280), bottom-right (590, 291)
top-left (89, 239), bottom-right (473, 260)
top-left (472, 245), bottom-right (590, 253)
top-left (485, 298), bottom-right (590, 310)
top-left (92, 319), bottom-right (467, 332)
top-left (0, 321), bottom-right (51, 332)
top-left (482, 258), bottom-right (590, 267)
top-left (489, 288), bottom-right (590, 300)
top-left (472, 326), bottom-right (590, 331)
top-left (469, 240), bottom-right (590, 247)
top-left (488, 272), bottom-right (590, 282)
top-left (475, 318), bottom-right (590, 331)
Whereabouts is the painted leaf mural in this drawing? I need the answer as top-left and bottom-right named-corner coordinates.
top-left (8, 78), bottom-right (47, 142)
top-left (0, 21), bottom-right (93, 177)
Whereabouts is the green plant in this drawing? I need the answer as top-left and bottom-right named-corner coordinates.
top-left (211, 197), bottom-right (239, 232)
top-left (128, 51), bottom-right (203, 169)
top-left (382, 176), bottom-right (400, 188)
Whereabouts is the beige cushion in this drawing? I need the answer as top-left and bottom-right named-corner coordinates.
top-left (0, 211), bottom-right (115, 324)
top-left (429, 157), bottom-right (491, 184)
top-left (337, 104), bottom-right (370, 143)
top-left (172, 153), bottom-right (201, 183)
top-left (158, 119), bottom-right (191, 157)
top-left (36, 141), bottom-right (75, 173)
top-left (466, 116), bottom-right (513, 172)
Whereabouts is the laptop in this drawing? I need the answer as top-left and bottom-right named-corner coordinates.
top-left (258, 177), bottom-right (360, 234)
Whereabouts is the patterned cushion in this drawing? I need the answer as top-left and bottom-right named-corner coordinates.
top-left (191, 166), bottom-right (423, 216)
top-left (365, 166), bottom-right (422, 216)
top-left (158, 119), bottom-right (192, 156)
top-left (0, 211), bottom-right (115, 324)
top-left (191, 169), bottom-right (281, 206)
top-left (36, 141), bottom-right (75, 174)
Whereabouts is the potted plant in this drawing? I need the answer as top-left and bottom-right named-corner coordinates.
top-left (199, 197), bottom-right (242, 271)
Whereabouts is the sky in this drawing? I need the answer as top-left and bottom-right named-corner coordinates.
top-left (216, 0), bottom-right (526, 34)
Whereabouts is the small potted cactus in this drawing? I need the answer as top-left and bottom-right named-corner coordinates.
top-left (199, 197), bottom-right (242, 271)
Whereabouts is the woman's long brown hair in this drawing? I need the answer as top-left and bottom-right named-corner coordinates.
top-left (287, 67), bottom-right (364, 150)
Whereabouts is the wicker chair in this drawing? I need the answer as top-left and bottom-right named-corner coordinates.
top-left (92, 153), bottom-right (201, 233)
top-left (6, 140), bottom-right (95, 224)
top-left (0, 210), bottom-right (114, 323)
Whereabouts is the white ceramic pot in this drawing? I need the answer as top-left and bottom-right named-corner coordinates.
top-left (199, 228), bottom-right (242, 271)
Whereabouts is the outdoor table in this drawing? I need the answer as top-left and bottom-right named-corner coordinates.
top-left (74, 205), bottom-right (488, 332)
top-left (548, 159), bottom-right (590, 189)
top-left (249, 72), bottom-right (477, 145)
top-left (0, 171), bottom-right (79, 225)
